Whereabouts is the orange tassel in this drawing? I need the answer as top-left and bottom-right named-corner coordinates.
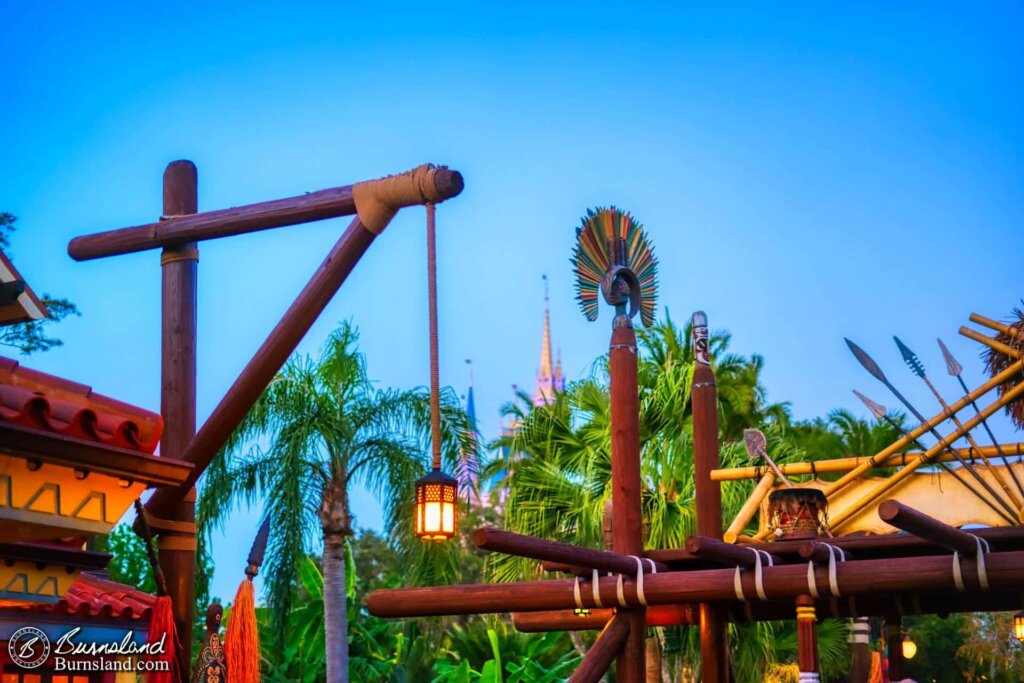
top-left (145, 595), bottom-right (181, 683)
top-left (225, 578), bottom-right (260, 683)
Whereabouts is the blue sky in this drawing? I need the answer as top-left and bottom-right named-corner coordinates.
top-left (2, 2), bottom-right (1021, 601)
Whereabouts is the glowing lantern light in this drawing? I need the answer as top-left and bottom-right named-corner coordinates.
top-left (902, 633), bottom-right (917, 660)
top-left (1014, 611), bottom-right (1024, 642)
top-left (414, 468), bottom-right (458, 541)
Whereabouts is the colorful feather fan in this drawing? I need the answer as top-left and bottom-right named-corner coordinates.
top-left (571, 207), bottom-right (658, 327)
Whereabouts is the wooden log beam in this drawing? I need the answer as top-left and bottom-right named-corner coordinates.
top-left (690, 311), bottom-right (730, 682)
top-left (158, 160), bottom-right (199, 680)
top-left (67, 166), bottom-right (464, 260)
top-left (568, 614), bottom-right (630, 683)
top-left (609, 315), bottom-right (646, 683)
top-left (144, 215), bottom-right (377, 523)
top-left (514, 605), bottom-right (699, 632)
top-left (473, 528), bottom-right (668, 575)
top-left (878, 500), bottom-right (988, 555)
top-left (649, 525), bottom-right (1024, 566)
top-left (541, 560), bottom-right (591, 576)
top-left (711, 444), bottom-right (1024, 482)
top-left (686, 535), bottom-right (784, 567)
top-left (365, 550), bottom-right (1024, 618)
top-left (513, 591), bottom-right (1024, 632)
top-left (799, 541), bottom-right (855, 563)
top-left (960, 325), bottom-right (1022, 360)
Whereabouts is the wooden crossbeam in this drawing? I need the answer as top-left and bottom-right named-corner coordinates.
top-left (878, 500), bottom-right (989, 555)
top-left (567, 614), bottom-right (630, 683)
top-left (473, 528), bottom-right (669, 575)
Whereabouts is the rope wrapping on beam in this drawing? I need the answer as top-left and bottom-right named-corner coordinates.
top-left (807, 545), bottom-right (846, 598)
top-left (352, 164), bottom-right (453, 234)
top-left (953, 535), bottom-right (991, 591)
top-left (592, 569), bottom-right (605, 608)
top-left (734, 548), bottom-right (774, 601)
top-left (615, 556), bottom-right (657, 608)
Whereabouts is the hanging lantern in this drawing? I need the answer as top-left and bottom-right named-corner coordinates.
top-left (1014, 611), bottom-right (1024, 642)
top-left (415, 468), bottom-right (458, 540)
top-left (901, 633), bottom-right (917, 660)
top-left (413, 202), bottom-right (458, 542)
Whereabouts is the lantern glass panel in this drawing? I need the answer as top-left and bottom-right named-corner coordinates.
top-left (902, 635), bottom-right (917, 660)
top-left (1014, 612), bottom-right (1024, 642)
top-left (415, 469), bottom-right (458, 541)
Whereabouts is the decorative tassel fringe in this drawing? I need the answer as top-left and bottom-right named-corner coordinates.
top-left (225, 579), bottom-right (260, 683)
top-left (145, 595), bottom-right (181, 683)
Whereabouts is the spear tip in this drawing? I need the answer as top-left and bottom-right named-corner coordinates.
top-left (893, 336), bottom-right (926, 378)
top-left (937, 338), bottom-right (963, 377)
top-left (853, 389), bottom-right (888, 420)
top-left (845, 338), bottom-right (888, 383)
top-left (743, 428), bottom-right (767, 460)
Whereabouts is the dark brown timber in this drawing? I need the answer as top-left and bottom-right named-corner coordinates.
top-left (886, 617), bottom-right (904, 680)
top-left (686, 535), bottom-right (784, 567)
top-left (691, 312), bottom-right (730, 682)
top-left (365, 550), bottom-right (1024, 617)
top-left (68, 169), bottom-right (464, 260)
top-left (609, 317), bottom-right (645, 683)
top-left (799, 541), bottom-right (856, 563)
top-left (878, 500), bottom-right (989, 555)
top-left (159, 160), bottom-right (199, 679)
top-left (513, 592), bottom-right (1024, 632)
top-left (473, 528), bottom-right (669, 575)
top-left (145, 215), bottom-right (377, 522)
top-left (567, 615), bottom-right (631, 683)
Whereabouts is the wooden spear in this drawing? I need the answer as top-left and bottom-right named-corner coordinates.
top-left (937, 337), bottom-right (1024, 502)
top-left (852, 390), bottom-right (1016, 525)
top-left (894, 336), bottom-right (1021, 510)
top-left (845, 338), bottom-right (1016, 519)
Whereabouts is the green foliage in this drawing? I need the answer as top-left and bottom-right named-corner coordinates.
top-left (0, 213), bottom-right (80, 355)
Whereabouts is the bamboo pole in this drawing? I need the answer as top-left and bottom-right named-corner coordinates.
top-left (365, 549), bottom-right (1024, 618)
top-left (472, 528), bottom-right (669, 574)
top-left (960, 326), bottom-right (1022, 359)
top-left (159, 161), bottom-right (199, 680)
top-left (690, 312), bottom-right (730, 683)
top-left (67, 166), bottom-right (464, 260)
top-left (723, 472), bottom-right (775, 542)
top-left (568, 615), bottom-right (631, 683)
top-left (825, 379), bottom-right (1024, 533)
top-left (820, 356), bottom-right (1024, 501)
top-left (711, 444), bottom-right (1024, 482)
top-left (970, 312), bottom-right (1014, 336)
top-left (609, 316), bottom-right (645, 683)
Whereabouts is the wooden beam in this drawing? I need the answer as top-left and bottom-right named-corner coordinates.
top-left (67, 167), bottom-right (464, 260)
top-left (878, 500), bottom-right (989, 555)
top-left (685, 535), bottom-right (784, 567)
top-left (366, 549), bottom-right (1024, 618)
top-left (649, 525), bottom-right (1024, 566)
top-left (690, 312), bottom-right (730, 683)
top-left (799, 541), bottom-right (856, 563)
top-left (145, 215), bottom-right (378, 522)
top-left (609, 316), bottom-right (645, 683)
top-left (567, 614), bottom-right (630, 683)
top-left (513, 605), bottom-right (699, 632)
top-left (158, 160), bottom-right (199, 680)
top-left (473, 528), bottom-right (669, 575)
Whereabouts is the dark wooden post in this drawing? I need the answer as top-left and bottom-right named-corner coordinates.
top-left (849, 617), bottom-right (872, 683)
top-left (160, 160), bottom-right (199, 678)
top-left (796, 595), bottom-right (819, 680)
top-left (609, 314), bottom-right (645, 683)
top-left (691, 311), bottom-right (730, 682)
top-left (886, 616), bottom-right (904, 680)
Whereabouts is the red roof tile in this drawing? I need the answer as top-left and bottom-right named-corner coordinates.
top-left (0, 356), bottom-right (162, 453)
top-left (15, 573), bottom-right (156, 622)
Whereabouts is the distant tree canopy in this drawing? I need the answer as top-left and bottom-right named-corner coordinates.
top-left (0, 212), bottom-right (79, 355)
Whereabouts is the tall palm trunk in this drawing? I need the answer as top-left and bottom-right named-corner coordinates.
top-left (321, 479), bottom-right (350, 683)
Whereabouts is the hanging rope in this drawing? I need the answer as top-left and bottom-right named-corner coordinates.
top-left (426, 203), bottom-right (442, 470)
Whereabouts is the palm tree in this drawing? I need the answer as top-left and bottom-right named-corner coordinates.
top-left (198, 321), bottom-right (473, 683)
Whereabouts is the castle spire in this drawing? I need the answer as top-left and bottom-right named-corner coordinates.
top-left (534, 275), bottom-right (559, 405)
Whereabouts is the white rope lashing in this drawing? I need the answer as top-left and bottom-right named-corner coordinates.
top-left (952, 535), bottom-right (991, 592)
top-left (574, 575), bottom-right (584, 610)
top-left (806, 544), bottom-right (846, 598)
top-left (733, 548), bottom-right (774, 601)
top-left (615, 556), bottom-right (657, 608)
